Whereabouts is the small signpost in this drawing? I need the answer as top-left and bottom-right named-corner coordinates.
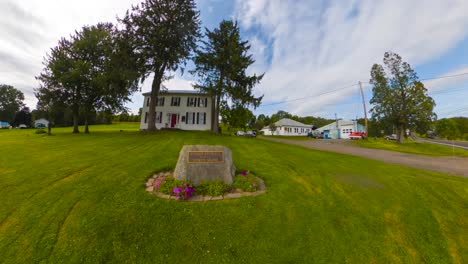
top-left (188, 151), bottom-right (224, 163)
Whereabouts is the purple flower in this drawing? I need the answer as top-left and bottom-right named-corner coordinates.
top-left (173, 187), bottom-right (181, 194)
top-left (175, 196), bottom-right (180, 200)
top-left (241, 171), bottom-right (247, 176)
top-left (252, 183), bottom-right (257, 187)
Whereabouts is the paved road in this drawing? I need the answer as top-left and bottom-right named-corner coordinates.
top-left (412, 136), bottom-right (468, 150)
top-left (261, 137), bottom-right (468, 177)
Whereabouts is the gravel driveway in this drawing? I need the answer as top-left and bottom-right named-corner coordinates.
top-left (262, 137), bottom-right (468, 177)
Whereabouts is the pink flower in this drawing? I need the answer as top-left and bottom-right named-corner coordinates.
top-left (175, 196), bottom-right (180, 200)
top-left (252, 183), bottom-right (257, 187)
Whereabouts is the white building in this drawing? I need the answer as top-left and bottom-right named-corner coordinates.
top-left (315, 120), bottom-right (365, 139)
top-left (34, 118), bottom-right (49, 128)
top-left (0, 121), bottom-right (10, 129)
top-left (261, 118), bottom-right (313, 136)
top-left (140, 90), bottom-right (212, 131)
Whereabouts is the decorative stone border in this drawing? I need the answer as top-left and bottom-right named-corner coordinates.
top-left (145, 171), bottom-right (266, 201)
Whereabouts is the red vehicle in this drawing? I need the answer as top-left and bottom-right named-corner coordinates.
top-left (349, 132), bottom-right (366, 140)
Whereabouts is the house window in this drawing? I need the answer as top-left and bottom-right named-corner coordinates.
top-left (186, 112), bottom-right (196, 124)
top-left (146, 98), bottom-right (150, 107)
top-left (171, 97), bottom-right (180, 106)
top-left (198, 98), bottom-right (208, 107)
top-left (154, 112), bottom-right (163, 123)
top-left (187, 97), bottom-right (197, 107)
top-left (197, 112), bottom-right (206, 125)
top-left (181, 116), bottom-right (186, 123)
top-left (144, 112), bottom-right (148, 123)
top-left (156, 97), bottom-right (165, 106)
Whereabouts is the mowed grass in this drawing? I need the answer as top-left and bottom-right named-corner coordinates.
top-left (1, 124), bottom-right (468, 263)
top-left (352, 137), bottom-right (468, 157)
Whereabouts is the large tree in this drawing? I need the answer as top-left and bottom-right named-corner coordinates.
top-left (221, 104), bottom-right (254, 131)
top-left (369, 52), bottom-right (436, 143)
top-left (120, 0), bottom-right (201, 132)
top-left (0, 84), bottom-right (25, 124)
top-left (192, 20), bottom-right (263, 134)
top-left (36, 23), bottom-right (140, 133)
top-left (13, 107), bottom-right (32, 127)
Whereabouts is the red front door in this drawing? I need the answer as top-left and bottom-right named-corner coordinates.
top-left (170, 114), bottom-right (177, 128)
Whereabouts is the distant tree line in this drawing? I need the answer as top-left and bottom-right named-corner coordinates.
top-left (1, 82), bottom-right (139, 128)
top-left (435, 117), bottom-right (468, 140)
top-left (246, 110), bottom-right (334, 132)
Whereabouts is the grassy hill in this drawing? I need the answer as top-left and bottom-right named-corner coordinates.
top-left (0, 124), bottom-right (467, 263)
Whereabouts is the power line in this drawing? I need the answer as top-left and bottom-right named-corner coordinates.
top-left (258, 71), bottom-right (468, 110)
top-left (258, 83), bottom-right (358, 107)
top-left (360, 72), bottom-right (468, 84)
top-left (421, 72), bottom-right (468, 82)
top-left (439, 106), bottom-right (468, 116)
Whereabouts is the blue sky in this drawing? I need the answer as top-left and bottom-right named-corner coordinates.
top-left (1, 0), bottom-right (468, 119)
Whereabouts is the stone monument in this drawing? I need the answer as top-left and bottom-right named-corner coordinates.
top-left (174, 145), bottom-right (236, 186)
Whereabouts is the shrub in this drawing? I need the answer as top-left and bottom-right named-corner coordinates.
top-left (35, 129), bottom-right (46, 134)
top-left (172, 182), bottom-right (195, 200)
top-left (153, 176), bottom-right (195, 200)
top-left (233, 171), bottom-right (259, 192)
top-left (196, 181), bottom-right (229, 197)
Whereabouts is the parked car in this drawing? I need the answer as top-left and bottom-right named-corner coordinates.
top-left (245, 131), bottom-right (256, 138)
top-left (235, 131), bottom-right (245, 136)
top-left (349, 132), bottom-right (366, 140)
top-left (384, 134), bottom-right (397, 140)
top-left (18, 124), bottom-right (27, 129)
top-left (315, 132), bottom-right (325, 139)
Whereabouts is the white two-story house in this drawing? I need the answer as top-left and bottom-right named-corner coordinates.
top-left (140, 90), bottom-right (212, 131)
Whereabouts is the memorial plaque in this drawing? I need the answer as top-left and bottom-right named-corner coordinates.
top-left (174, 145), bottom-right (235, 186)
top-left (188, 151), bottom-right (224, 163)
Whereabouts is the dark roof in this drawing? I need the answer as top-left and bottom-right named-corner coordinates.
top-left (142, 90), bottom-right (208, 96)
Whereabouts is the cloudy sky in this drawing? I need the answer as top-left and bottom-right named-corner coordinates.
top-left (1, 0), bottom-right (468, 119)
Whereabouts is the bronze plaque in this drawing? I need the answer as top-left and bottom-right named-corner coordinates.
top-left (188, 151), bottom-right (224, 164)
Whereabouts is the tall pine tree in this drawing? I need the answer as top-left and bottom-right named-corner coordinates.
top-left (192, 20), bottom-right (263, 134)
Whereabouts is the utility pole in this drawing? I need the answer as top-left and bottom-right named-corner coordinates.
top-left (359, 81), bottom-right (369, 140)
top-left (335, 113), bottom-right (338, 139)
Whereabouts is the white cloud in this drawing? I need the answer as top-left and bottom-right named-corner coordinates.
top-left (0, 0), bottom-right (142, 109)
top-left (423, 67), bottom-right (468, 93)
top-left (235, 0), bottom-right (468, 117)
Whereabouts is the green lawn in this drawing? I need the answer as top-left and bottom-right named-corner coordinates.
top-left (352, 138), bottom-right (468, 157)
top-left (1, 124), bottom-right (467, 263)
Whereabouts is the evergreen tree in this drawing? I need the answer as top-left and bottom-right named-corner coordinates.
top-left (369, 52), bottom-right (436, 143)
top-left (120, 0), bottom-right (201, 132)
top-left (192, 20), bottom-right (263, 134)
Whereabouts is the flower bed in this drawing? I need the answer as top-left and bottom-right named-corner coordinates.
top-left (145, 171), bottom-right (266, 201)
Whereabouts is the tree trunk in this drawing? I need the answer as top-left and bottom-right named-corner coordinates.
top-left (210, 95), bottom-right (215, 132)
top-left (397, 125), bottom-right (405, 144)
top-left (212, 93), bottom-right (221, 134)
top-left (72, 105), bottom-right (79, 134)
top-left (147, 74), bottom-right (162, 132)
top-left (47, 122), bottom-right (52, 136)
top-left (84, 114), bottom-right (89, 134)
